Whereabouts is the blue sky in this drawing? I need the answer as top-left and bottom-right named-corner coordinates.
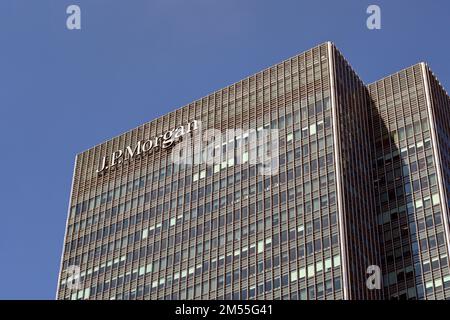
top-left (0, 0), bottom-right (448, 299)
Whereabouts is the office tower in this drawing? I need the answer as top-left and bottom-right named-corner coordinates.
top-left (56, 42), bottom-right (381, 300)
top-left (368, 63), bottom-right (450, 299)
top-left (57, 41), bottom-right (449, 300)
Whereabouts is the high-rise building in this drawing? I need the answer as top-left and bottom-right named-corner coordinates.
top-left (368, 63), bottom-right (450, 299)
top-left (56, 42), bottom-right (449, 300)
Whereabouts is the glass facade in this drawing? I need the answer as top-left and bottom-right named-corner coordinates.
top-left (369, 63), bottom-right (450, 299)
top-left (57, 43), bottom-right (449, 300)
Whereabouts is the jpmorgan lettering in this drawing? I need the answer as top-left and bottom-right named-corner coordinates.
top-left (96, 120), bottom-right (198, 175)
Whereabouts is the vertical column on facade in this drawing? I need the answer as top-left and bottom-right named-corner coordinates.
top-left (56, 154), bottom-right (79, 299)
top-left (327, 41), bottom-right (350, 300)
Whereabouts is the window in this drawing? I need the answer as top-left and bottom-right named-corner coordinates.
top-left (290, 270), bottom-right (298, 282)
top-left (432, 193), bottom-right (440, 206)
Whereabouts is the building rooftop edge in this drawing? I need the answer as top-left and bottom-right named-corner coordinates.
top-left (73, 43), bottom-right (447, 158)
top-left (74, 41), bottom-right (332, 157)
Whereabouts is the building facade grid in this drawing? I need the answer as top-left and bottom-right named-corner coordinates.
top-left (57, 42), bottom-right (450, 300)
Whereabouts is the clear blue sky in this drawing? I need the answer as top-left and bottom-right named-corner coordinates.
top-left (0, 0), bottom-right (448, 299)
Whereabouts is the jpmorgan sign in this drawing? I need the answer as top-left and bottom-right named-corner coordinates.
top-left (96, 120), bottom-right (198, 175)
